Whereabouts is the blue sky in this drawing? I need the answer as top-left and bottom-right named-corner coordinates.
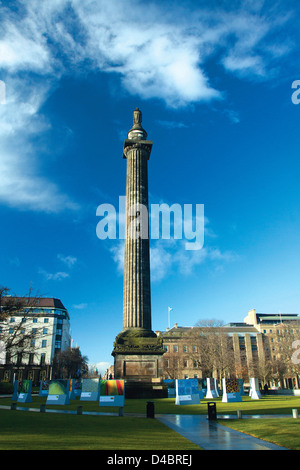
top-left (0, 0), bottom-right (300, 373)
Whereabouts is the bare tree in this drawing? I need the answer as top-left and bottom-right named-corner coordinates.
top-left (268, 323), bottom-right (300, 386)
top-left (0, 286), bottom-right (49, 366)
top-left (188, 319), bottom-right (236, 380)
top-left (53, 347), bottom-right (88, 379)
top-left (162, 348), bottom-right (182, 379)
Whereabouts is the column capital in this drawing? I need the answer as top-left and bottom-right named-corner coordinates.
top-left (123, 140), bottom-right (153, 159)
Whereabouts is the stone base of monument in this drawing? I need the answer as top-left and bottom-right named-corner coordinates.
top-left (112, 329), bottom-right (166, 398)
top-left (124, 380), bottom-right (167, 399)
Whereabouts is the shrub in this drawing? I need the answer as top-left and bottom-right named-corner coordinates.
top-left (0, 381), bottom-right (14, 394)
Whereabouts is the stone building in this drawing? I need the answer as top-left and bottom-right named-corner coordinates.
top-left (158, 309), bottom-right (300, 389)
top-left (0, 296), bottom-right (71, 384)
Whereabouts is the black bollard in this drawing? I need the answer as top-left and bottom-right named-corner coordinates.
top-left (146, 401), bottom-right (155, 418)
top-left (207, 402), bottom-right (217, 420)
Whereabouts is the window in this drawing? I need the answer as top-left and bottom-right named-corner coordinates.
top-left (31, 340), bottom-right (35, 347)
top-left (173, 345), bottom-right (178, 353)
top-left (32, 328), bottom-right (37, 335)
top-left (183, 345), bottom-right (188, 353)
top-left (164, 345), bottom-right (169, 352)
top-left (43, 328), bottom-right (48, 335)
top-left (40, 353), bottom-right (46, 365)
top-left (10, 317), bottom-right (15, 323)
top-left (165, 359), bottom-right (169, 368)
top-left (42, 340), bottom-right (47, 348)
top-left (44, 318), bottom-right (49, 323)
top-left (192, 345), bottom-right (197, 353)
top-left (183, 360), bottom-right (188, 368)
top-left (33, 318), bottom-right (38, 323)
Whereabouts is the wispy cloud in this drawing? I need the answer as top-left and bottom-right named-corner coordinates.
top-left (57, 254), bottom-right (78, 268)
top-left (38, 268), bottom-right (70, 281)
top-left (109, 237), bottom-right (237, 282)
top-left (0, 78), bottom-right (78, 212)
top-left (156, 120), bottom-right (189, 129)
top-left (0, 0), bottom-right (297, 212)
top-left (72, 303), bottom-right (88, 310)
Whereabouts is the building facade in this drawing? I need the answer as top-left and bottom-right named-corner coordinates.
top-left (158, 309), bottom-right (300, 390)
top-left (0, 297), bottom-right (71, 384)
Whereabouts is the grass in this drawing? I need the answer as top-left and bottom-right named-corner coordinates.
top-left (0, 409), bottom-right (201, 450)
top-left (1, 394), bottom-right (300, 415)
top-left (1, 395), bottom-right (300, 450)
top-left (220, 419), bottom-right (300, 450)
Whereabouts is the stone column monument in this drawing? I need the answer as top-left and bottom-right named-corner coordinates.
top-left (112, 109), bottom-right (165, 392)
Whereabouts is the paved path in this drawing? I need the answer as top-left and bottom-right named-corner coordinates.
top-left (157, 414), bottom-right (289, 450)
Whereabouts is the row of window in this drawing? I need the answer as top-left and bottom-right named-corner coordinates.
top-left (9, 317), bottom-right (50, 323)
top-left (5, 352), bottom-right (47, 365)
top-left (1, 327), bottom-right (49, 335)
top-left (164, 345), bottom-right (197, 353)
top-left (164, 359), bottom-right (199, 368)
top-left (165, 340), bottom-right (259, 354)
top-left (263, 328), bottom-right (299, 334)
top-left (30, 340), bottom-right (48, 348)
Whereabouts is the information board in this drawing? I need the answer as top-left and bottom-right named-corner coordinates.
top-left (222, 378), bottom-right (242, 402)
top-left (46, 379), bottom-right (70, 405)
top-left (175, 378), bottom-right (201, 405)
top-left (99, 379), bottom-right (125, 407)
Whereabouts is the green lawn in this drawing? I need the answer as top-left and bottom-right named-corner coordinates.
top-left (220, 419), bottom-right (300, 450)
top-left (1, 394), bottom-right (300, 416)
top-left (0, 409), bottom-right (201, 450)
top-left (1, 395), bottom-right (300, 450)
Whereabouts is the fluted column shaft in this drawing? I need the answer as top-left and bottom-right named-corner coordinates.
top-left (123, 143), bottom-right (152, 331)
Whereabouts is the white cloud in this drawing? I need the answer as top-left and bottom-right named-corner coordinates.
top-left (0, 0), bottom-right (296, 212)
top-left (1, 0), bottom-right (293, 107)
top-left (109, 241), bottom-right (124, 274)
top-left (89, 361), bottom-right (112, 376)
top-left (72, 303), bottom-right (88, 310)
top-left (38, 269), bottom-right (70, 281)
top-left (0, 77), bottom-right (79, 212)
top-left (57, 254), bottom-right (78, 268)
top-left (108, 235), bottom-right (237, 282)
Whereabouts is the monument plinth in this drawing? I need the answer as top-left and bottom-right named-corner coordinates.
top-left (112, 109), bottom-right (165, 394)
